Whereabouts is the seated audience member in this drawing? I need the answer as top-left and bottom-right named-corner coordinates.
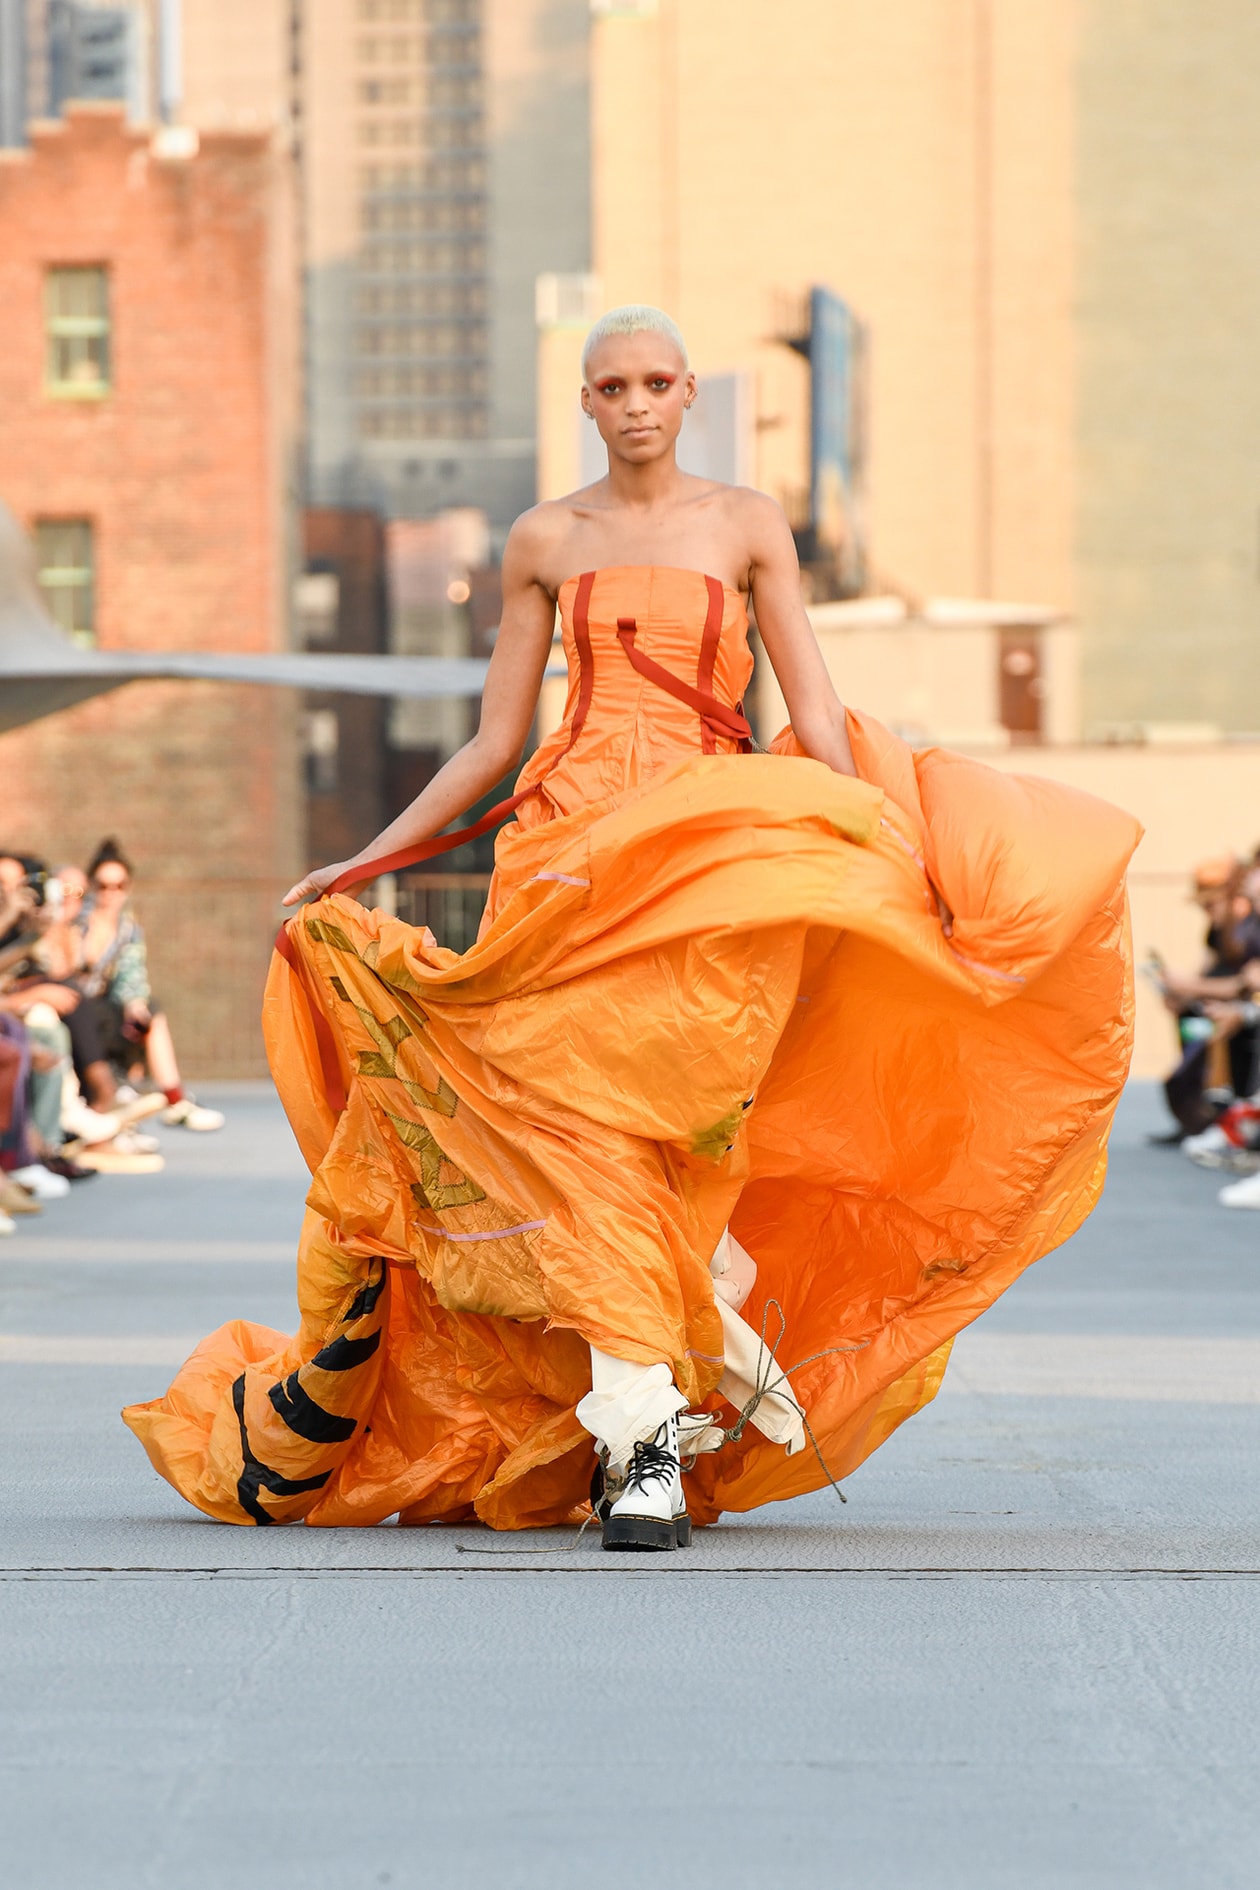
top-left (8, 873), bottom-right (102, 1184)
top-left (1157, 856), bottom-right (1260, 1137)
top-left (0, 1020), bottom-right (17, 1234)
top-left (0, 854), bottom-right (164, 1175)
top-left (0, 1008), bottom-right (42, 1226)
top-left (0, 866), bottom-right (69, 1206)
top-left (1216, 1126), bottom-right (1260, 1208)
top-left (15, 998), bottom-right (85, 1189)
top-left (76, 840), bottom-right (224, 1132)
top-left (0, 852), bottom-right (36, 949)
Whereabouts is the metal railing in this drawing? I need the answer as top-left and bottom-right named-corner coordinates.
top-left (393, 871), bottom-right (491, 953)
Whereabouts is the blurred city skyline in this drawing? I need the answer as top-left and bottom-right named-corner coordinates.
top-left (3, 3), bottom-right (1258, 733)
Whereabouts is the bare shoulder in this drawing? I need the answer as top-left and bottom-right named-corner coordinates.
top-left (724, 484), bottom-right (791, 541)
top-left (504, 488), bottom-right (611, 596)
top-left (502, 500), bottom-right (573, 591)
top-left (712, 485), bottom-right (795, 580)
top-left (504, 500), bottom-right (567, 562)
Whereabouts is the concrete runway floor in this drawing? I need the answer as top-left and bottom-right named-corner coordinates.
top-left (1, 1081), bottom-right (1257, 1888)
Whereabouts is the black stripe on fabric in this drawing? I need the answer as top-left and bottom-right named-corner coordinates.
top-left (311, 1329), bottom-right (382, 1373)
top-left (231, 1373), bottom-right (331, 1526)
top-left (268, 1371), bottom-right (357, 1445)
top-left (343, 1266), bottom-right (386, 1323)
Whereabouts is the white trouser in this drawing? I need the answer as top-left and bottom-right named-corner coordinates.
top-left (574, 1232), bottom-right (806, 1463)
top-left (575, 1351), bottom-right (688, 1469)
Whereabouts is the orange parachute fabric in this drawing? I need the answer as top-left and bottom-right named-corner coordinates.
top-left (124, 566), bottom-right (1141, 1530)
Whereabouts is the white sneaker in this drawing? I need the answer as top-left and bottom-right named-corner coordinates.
top-left (0, 1208), bottom-right (14, 1236)
top-left (602, 1411), bottom-right (690, 1551)
top-left (9, 1164), bottom-right (71, 1201)
top-left (64, 1092), bottom-right (166, 1156)
top-left (160, 1097), bottom-right (225, 1132)
top-left (112, 1129), bottom-right (160, 1155)
top-left (1218, 1171), bottom-right (1260, 1209)
top-left (61, 1097), bottom-right (123, 1147)
top-left (73, 1144), bottom-right (165, 1175)
top-left (1182, 1124), bottom-right (1232, 1167)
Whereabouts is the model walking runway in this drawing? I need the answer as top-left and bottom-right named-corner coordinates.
top-left (125, 308), bottom-right (1139, 1546)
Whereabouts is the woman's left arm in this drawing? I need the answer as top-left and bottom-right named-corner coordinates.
top-left (744, 495), bottom-right (858, 778)
top-left (110, 920), bottom-right (152, 1017)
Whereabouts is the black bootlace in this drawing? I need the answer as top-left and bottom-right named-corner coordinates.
top-left (625, 1434), bottom-right (676, 1495)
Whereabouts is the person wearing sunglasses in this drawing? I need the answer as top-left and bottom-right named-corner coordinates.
top-left (76, 840), bottom-right (224, 1133)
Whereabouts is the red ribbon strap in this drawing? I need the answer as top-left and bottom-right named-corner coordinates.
top-left (319, 569), bottom-right (602, 899)
top-left (325, 788), bottom-right (536, 897)
top-left (615, 616), bottom-right (752, 748)
top-left (273, 569), bottom-right (752, 1116)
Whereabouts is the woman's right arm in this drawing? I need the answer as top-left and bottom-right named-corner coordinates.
top-left (282, 516), bottom-right (560, 906)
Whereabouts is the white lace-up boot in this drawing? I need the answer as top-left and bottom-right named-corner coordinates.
top-left (601, 1411), bottom-right (689, 1551)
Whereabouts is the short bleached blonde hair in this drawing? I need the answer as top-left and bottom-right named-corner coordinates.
top-left (581, 304), bottom-right (689, 381)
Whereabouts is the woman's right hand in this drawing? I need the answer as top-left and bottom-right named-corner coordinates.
top-left (281, 862), bottom-right (353, 908)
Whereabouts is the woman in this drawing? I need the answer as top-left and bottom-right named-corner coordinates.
top-left (1154, 856), bottom-right (1260, 1138)
top-left (76, 842), bottom-right (224, 1134)
top-left (126, 307), bottom-right (1139, 1549)
top-left (0, 856), bottom-right (157, 1177)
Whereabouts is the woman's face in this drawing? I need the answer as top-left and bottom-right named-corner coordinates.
top-left (92, 862), bottom-right (131, 907)
top-left (581, 330), bottom-right (696, 467)
top-left (55, 867), bottom-right (87, 918)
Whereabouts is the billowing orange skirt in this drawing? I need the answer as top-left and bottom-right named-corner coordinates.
top-left (124, 690), bottom-right (1139, 1532)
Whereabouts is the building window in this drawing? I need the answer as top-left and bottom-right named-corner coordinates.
top-left (304, 709), bottom-right (341, 794)
top-left (34, 519), bottom-right (95, 645)
top-left (45, 267), bottom-right (111, 397)
top-left (295, 572), bottom-right (341, 647)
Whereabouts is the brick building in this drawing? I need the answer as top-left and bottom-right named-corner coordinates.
top-left (0, 102), bottom-right (303, 1076)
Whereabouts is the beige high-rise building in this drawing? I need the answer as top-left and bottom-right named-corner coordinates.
top-left (537, 0), bottom-right (1260, 739)
top-left (181, 0), bottom-right (590, 531)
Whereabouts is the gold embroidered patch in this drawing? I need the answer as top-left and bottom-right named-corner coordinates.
top-left (384, 1111), bottom-right (487, 1210)
top-left (305, 917), bottom-right (358, 954)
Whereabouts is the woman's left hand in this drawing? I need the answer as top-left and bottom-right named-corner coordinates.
top-left (121, 997), bottom-right (153, 1041)
top-left (930, 882), bottom-right (954, 939)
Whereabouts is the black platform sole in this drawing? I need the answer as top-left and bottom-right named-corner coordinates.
top-left (602, 1512), bottom-right (691, 1552)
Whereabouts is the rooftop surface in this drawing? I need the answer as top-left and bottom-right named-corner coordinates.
top-left (2, 1082), bottom-right (1257, 1888)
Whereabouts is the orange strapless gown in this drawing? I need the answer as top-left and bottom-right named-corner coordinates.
top-left (124, 566), bottom-right (1141, 1530)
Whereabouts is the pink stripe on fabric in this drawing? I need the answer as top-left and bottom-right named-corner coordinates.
top-left (946, 949), bottom-right (1026, 987)
top-left (416, 1219), bottom-right (546, 1243)
top-left (879, 815), bottom-right (927, 872)
top-left (529, 872), bottom-right (590, 887)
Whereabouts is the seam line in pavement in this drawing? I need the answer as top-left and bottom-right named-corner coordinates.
top-left (3, 1566), bottom-right (1258, 1582)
